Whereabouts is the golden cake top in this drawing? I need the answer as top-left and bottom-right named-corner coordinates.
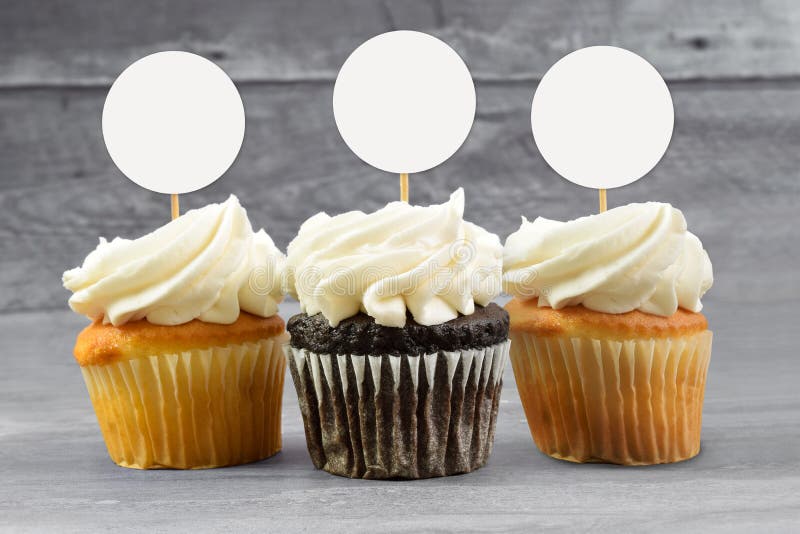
top-left (73, 312), bottom-right (286, 367)
top-left (505, 297), bottom-right (707, 340)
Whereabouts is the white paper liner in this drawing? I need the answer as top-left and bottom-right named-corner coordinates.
top-left (81, 335), bottom-right (287, 469)
top-left (509, 330), bottom-right (712, 465)
top-left (287, 340), bottom-right (510, 479)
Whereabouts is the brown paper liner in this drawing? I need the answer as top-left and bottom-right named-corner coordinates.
top-left (81, 334), bottom-right (287, 469)
top-left (509, 330), bottom-right (712, 465)
top-left (286, 340), bottom-right (510, 479)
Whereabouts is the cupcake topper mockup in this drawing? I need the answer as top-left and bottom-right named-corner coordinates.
top-left (531, 46), bottom-right (674, 212)
top-left (333, 31), bottom-right (476, 202)
top-left (102, 51), bottom-right (246, 219)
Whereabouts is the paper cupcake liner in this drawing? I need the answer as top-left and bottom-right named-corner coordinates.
top-left (509, 330), bottom-right (712, 465)
top-left (81, 335), bottom-right (287, 469)
top-left (286, 340), bottom-right (510, 479)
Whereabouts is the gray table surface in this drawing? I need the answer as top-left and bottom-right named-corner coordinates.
top-left (2, 297), bottom-right (798, 533)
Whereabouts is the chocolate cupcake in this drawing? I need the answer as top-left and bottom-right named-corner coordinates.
top-left (285, 189), bottom-right (509, 479)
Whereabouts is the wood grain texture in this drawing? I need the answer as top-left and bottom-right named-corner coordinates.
top-left (1, 301), bottom-right (798, 532)
top-left (2, 0), bottom-right (800, 86)
top-left (1, 81), bottom-right (799, 313)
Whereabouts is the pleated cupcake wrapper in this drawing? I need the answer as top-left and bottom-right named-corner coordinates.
top-left (286, 340), bottom-right (510, 479)
top-left (509, 330), bottom-right (712, 465)
top-left (81, 335), bottom-right (287, 469)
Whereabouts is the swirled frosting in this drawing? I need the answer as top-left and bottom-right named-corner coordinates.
top-left (503, 202), bottom-right (713, 316)
top-left (63, 195), bottom-right (284, 326)
top-left (285, 188), bottom-right (503, 328)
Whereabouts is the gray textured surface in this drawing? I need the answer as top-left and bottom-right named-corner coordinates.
top-left (2, 300), bottom-right (799, 533)
top-left (2, 1), bottom-right (800, 531)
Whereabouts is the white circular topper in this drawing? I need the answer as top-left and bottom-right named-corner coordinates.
top-left (531, 46), bottom-right (674, 190)
top-left (333, 31), bottom-right (476, 174)
top-left (102, 51), bottom-right (245, 195)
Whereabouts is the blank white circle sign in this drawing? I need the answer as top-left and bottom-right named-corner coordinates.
top-left (333, 31), bottom-right (476, 174)
top-left (531, 46), bottom-right (674, 189)
top-left (102, 51), bottom-right (245, 194)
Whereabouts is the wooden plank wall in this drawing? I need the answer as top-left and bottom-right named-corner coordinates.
top-left (1, 0), bottom-right (798, 313)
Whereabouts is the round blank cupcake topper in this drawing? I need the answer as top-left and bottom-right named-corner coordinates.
top-left (102, 51), bottom-right (245, 201)
top-left (531, 46), bottom-right (674, 191)
top-left (333, 31), bottom-right (476, 183)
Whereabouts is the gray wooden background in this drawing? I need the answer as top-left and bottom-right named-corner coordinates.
top-left (2, 0), bottom-right (799, 313)
top-left (2, 2), bottom-right (800, 532)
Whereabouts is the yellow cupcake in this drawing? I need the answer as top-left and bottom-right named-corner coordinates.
top-left (503, 202), bottom-right (714, 465)
top-left (506, 300), bottom-right (710, 465)
top-left (75, 313), bottom-right (286, 469)
top-left (64, 196), bottom-right (287, 469)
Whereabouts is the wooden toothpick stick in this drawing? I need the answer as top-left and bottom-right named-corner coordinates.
top-left (400, 173), bottom-right (409, 202)
top-left (171, 194), bottom-right (180, 220)
top-left (599, 189), bottom-right (607, 213)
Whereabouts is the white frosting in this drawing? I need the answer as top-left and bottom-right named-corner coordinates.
top-left (285, 189), bottom-right (503, 327)
top-left (63, 195), bottom-right (284, 326)
top-left (503, 202), bottom-right (713, 316)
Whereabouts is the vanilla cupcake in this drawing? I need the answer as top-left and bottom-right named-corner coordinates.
top-left (285, 189), bottom-right (509, 479)
top-left (63, 195), bottom-right (287, 469)
top-left (503, 202), bottom-right (713, 465)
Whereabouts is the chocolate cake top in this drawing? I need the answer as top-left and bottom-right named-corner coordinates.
top-left (287, 303), bottom-right (509, 356)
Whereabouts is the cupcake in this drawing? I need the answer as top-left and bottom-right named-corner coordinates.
top-left (503, 202), bottom-right (713, 465)
top-left (63, 195), bottom-right (287, 469)
top-left (284, 189), bottom-right (509, 479)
